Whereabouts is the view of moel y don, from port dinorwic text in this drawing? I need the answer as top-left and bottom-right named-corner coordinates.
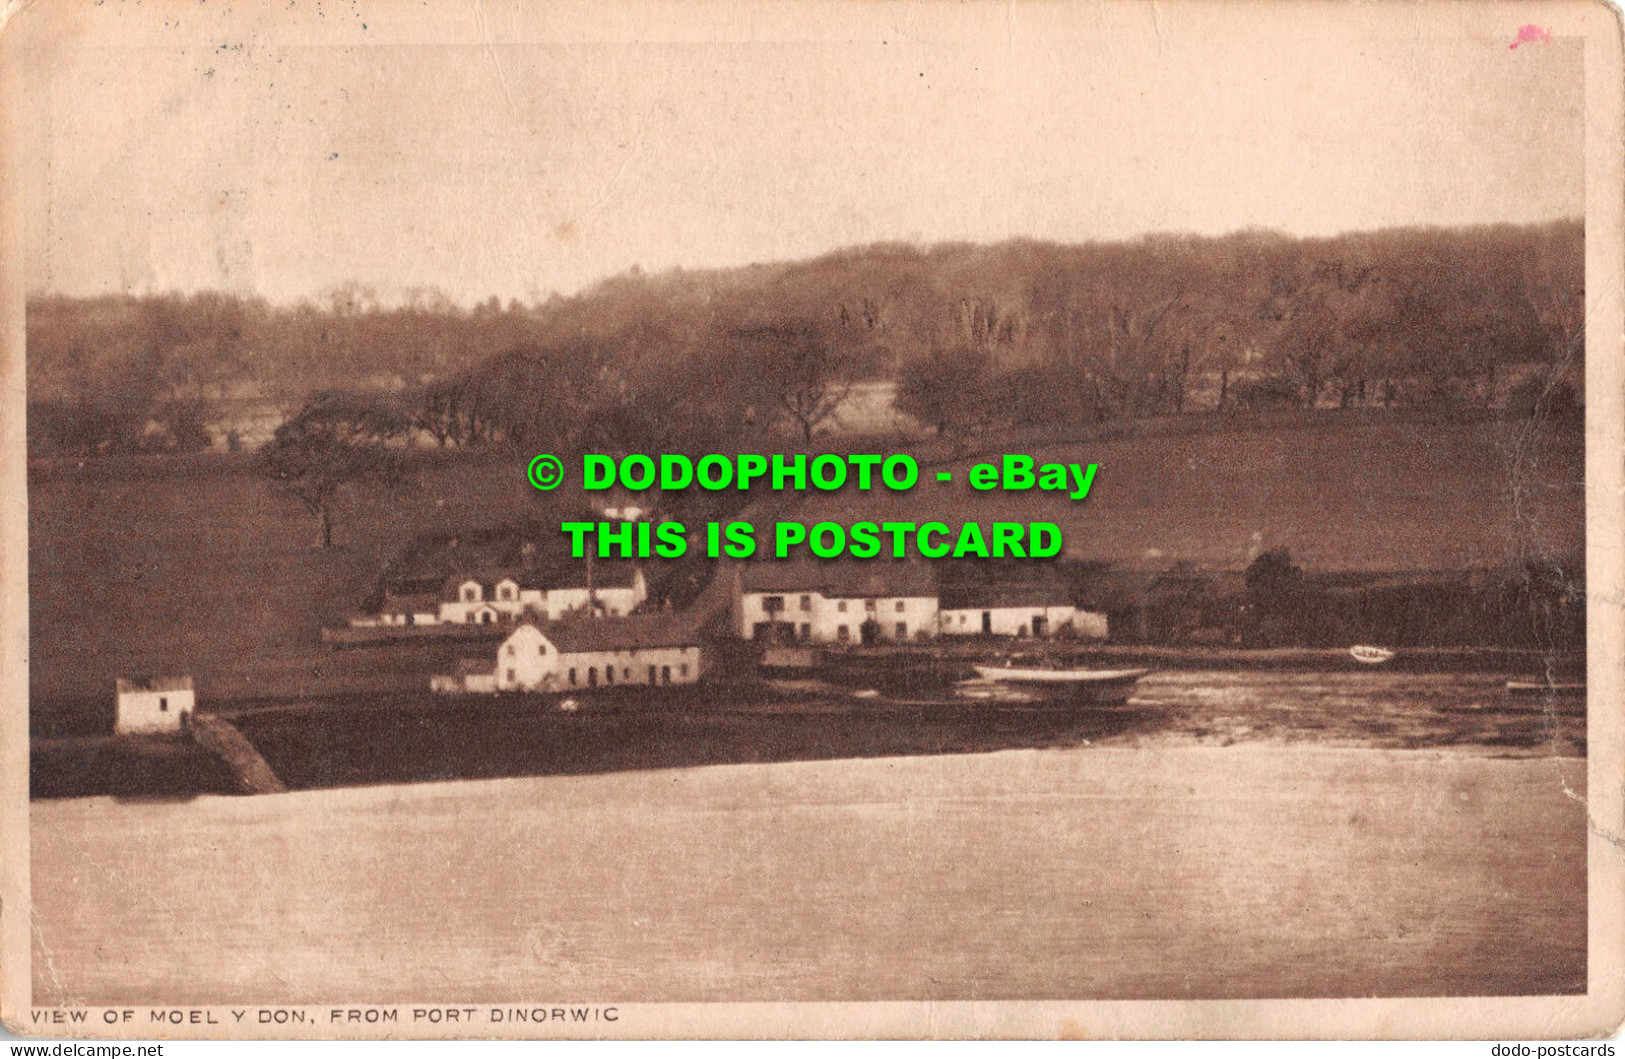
top-left (9, 0), bottom-right (1609, 1034)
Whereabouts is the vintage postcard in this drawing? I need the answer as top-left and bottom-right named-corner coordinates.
top-left (2, 0), bottom-right (1622, 1041)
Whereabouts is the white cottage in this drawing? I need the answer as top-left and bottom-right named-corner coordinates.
top-left (114, 676), bottom-right (196, 735)
top-left (735, 560), bottom-right (939, 645)
top-left (436, 615), bottom-right (702, 694)
top-left (936, 584), bottom-right (1107, 639)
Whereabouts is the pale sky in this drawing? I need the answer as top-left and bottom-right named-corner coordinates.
top-left (12, 0), bottom-right (1586, 306)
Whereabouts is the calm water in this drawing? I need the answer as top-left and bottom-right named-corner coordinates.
top-left (30, 670), bottom-right (1588, 1005)
top-left (32, 745), bottom-right (1586, 1005)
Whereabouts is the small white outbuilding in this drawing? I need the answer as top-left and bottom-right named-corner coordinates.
top-left (434, 615), bottom-right (703, 695)
top-left (115, 676), bottom-right (196, 735)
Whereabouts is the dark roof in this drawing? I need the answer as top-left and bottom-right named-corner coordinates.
top-left (740, 560), bottom-right (937, 598)
top-left (578, 561), bottom-right (643, 588)
top-left (386, 525), bottom-right (639, 592)
top-left (442, 571), bottom-right (540, 595)
top-left (439, 562), bottom-right (640, 597)
top-left (1072, 568), bottom-right (1161, 611)
top-left (381, 591), bottom-right (441, 611)
top-left (115, 675), bottom-right (193, 693)
top-left (536, 614), bottom-right (701, 653)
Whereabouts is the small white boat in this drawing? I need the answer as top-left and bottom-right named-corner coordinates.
top-left (973, 665), bottom-right (1151, 685)
top-left (1349, 645), bottom-right (1396, 666)
top-left (970, 664), bottom-right (1151, 704)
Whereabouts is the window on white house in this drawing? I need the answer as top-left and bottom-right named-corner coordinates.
top-left (680, 664), bottom-right (689, 677)
top-left (159, 697), bottom-right (168, 711)
top-left (837, 601), bottom-right (848, 612)
top-left (865, 600), bottom-right (876, 611)
top-left (799, 595), bottom-right (812, 611)
top-left (837, 625), bottom-right (849, 641)
top-left (896, 622), bottom-right (907, 640)
top-left (895, 601), bottom-right (905, 612)
top-left (506, 645), bottom-right (516, 656)
top-left (506, 669), bottom-right (515, 682)
top-left (569, 668), bottom-right (577, 686)
top-left (463, 585), bottom-right (478, 602)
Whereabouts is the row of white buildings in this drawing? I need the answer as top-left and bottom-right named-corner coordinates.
top-left (432, 614), bottom-right (703, 696)
top-left (424, 558), bottom-right (1105, 697)
top-left (356, 565), bottom-right (648, 627)
top-left (355, 528), bottom-right (1104, 648)
top-left (117, 534), bottom-right (1107, 728)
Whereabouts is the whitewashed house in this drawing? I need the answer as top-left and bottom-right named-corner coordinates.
top-left (434, 615), bottom-right (702, 694)
top-left (735, 561), bottom-right (939, 645)
top-left (367, 564), bottom-right (648, 627)
top-left (114, 676), bottom-right (196, 735)
top-left (937, 584), bottom-right (1107, 639)
top-left (369, 591), bottom-right (441, 627)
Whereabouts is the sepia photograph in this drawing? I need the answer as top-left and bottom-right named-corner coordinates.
top-left (2, 0), bottom-right (1621, 1041)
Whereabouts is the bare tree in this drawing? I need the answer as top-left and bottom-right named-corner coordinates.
top-left (261, 391), bottom-right (413, 548)
top-left (894, 348), bottom-right (994, 436)
top-left (1102, 287), bottom-right (1187, 418)
top-left (728, 324), bottom-right (856, 441)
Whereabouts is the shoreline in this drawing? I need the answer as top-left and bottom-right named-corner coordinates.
top-left (34, 736), bottom-right (1592, 809)
top-left (30, 670), bottom-right (1588, 801)
top-left (839, 642), bottom-right (1586, 672)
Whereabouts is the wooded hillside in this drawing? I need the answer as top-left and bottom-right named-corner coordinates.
top-left (26, 220), bottom-right (1582, 455)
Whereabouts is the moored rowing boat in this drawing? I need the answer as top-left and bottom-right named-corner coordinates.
top-left (968, 665), bottom-right (1152, 704)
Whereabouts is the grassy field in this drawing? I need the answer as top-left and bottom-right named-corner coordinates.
top-left (28, 413), bottom-right (1584, 731)
top-left (28, 450), bottom-right (572, 722)
top-left (31, 745), bottom-right (1586, 1003)
top-left (791, 415), bottom-right (1584, 571)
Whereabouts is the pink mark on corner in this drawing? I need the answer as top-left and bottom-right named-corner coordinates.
top-left (1509, 24), bottom-right (1552, 49)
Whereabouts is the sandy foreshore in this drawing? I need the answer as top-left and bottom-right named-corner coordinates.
top-left (31, 744), bottom-right (1587, 1005)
